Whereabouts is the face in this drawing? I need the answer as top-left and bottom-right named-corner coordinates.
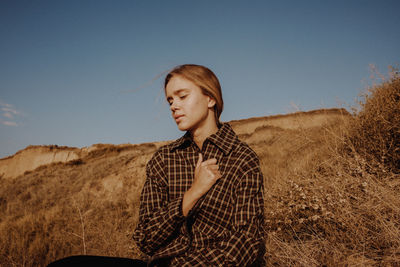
top-left (165, 75), bottom-right (216, 132)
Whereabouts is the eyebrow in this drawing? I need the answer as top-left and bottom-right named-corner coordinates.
top-left (166, 88), bottom-right (190, 101)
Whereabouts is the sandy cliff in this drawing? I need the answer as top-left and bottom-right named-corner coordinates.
top-left (0, 108), bottom-right (349, 179)
top-left (0, 146), bottom-right (82, 179)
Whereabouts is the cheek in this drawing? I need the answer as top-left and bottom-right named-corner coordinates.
top-left (184, 93), bottom-right (208, 113)
top-left (193, 94), bottom-right (208, 108)
top-left (185, 97), bottom-right (199, 110)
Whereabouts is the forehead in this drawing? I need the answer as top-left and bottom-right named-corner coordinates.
top-left (165, 75), bottom-right (200, 96)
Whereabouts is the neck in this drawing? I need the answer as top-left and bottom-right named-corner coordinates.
top-left (191, 118), bottom-right (219, 150)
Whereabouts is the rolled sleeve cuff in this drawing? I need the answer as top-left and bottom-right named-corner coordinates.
top-left (168, 195), bottom-right (185, 222)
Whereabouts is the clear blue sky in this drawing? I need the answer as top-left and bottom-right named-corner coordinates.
top-left (1, 0), bottom-right (399, 159)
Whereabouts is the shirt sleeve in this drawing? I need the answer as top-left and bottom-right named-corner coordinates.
top-left (183, 167), bottom-right (265, 266)
top-left (132, 150), bottom-right (185, 256)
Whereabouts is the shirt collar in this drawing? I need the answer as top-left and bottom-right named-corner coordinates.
top-left (169, 131), bottom-right (192, 151)
top-left (169, 123), bottom-right (238, 155)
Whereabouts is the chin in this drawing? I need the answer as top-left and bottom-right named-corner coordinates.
top-left (176, 121), bottom-right (194, 132)
top-left (176, 122), bottom-right (187, 131)
top-left (177, 125), bottom-right (190, 131)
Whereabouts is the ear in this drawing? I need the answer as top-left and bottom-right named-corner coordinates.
top-left (207, 96), bottom-right (216, 109)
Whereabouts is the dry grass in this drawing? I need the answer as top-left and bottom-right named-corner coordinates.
top-left (263, 67), bottom-right (400, 266)
top-left (0, 68), bottom-right (399, 266)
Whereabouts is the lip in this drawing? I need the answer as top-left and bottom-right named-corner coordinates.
top-left (174, 114), bottom-right (184, 122)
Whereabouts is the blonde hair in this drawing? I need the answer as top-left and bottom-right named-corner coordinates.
top-left (164, 64), bottom-right (224, 124)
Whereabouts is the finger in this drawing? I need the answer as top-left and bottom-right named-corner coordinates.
top-left (212, 169), bottom-right (222, 177)
top-left (206, 166), bottom-right (219, 174)
top-left (196, 153), bottom-right (203, 168)
top-left (210, 171), bottom-right (222, 181)
top-left (204, 166), bottom-right (216, 176)
top-left (207, 165), bottom-right (219, 171)
top-left (202, 158), bottom-right (217, 166)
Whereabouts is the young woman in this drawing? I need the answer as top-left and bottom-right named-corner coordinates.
top-left (47, 64), bottom-right (264, 267)
top-left (133, 64), bottom-right (265, 266)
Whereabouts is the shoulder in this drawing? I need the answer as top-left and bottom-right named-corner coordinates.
top-left (231, 138), bottom-right (261, 173)
top-left (217, 122), bottom-right (261, 172)
top-left (229, 138), bottom-right (263, 189)
top-left (147, 137), bottom-right (183, 168)
top-left (146, 144), bottom-right (169, 176)
top-left (232, 137), bottom-right (260, 164)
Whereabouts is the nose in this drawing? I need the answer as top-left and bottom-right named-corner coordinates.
top-left (170, 101), bottom-right (178, 112)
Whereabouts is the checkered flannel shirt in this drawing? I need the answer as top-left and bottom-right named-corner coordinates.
top-left (133, 123), bottom-right (264, 266)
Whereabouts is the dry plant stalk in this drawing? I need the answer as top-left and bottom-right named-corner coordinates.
top-left (72, 198), bottom-right (87, 255)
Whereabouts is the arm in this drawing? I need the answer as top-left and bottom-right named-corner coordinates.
top-left (219, 168), bottom-right (264, 266)
top-left (183, 167), bottom-right (265, 266)
top-left (133, 151), bottom-right (185, 256)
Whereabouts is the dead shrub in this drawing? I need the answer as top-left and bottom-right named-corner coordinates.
top-left (348, 67), bottom-right (400, 173)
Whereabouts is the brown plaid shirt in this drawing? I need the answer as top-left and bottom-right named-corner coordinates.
top-left (133, 123), bottom-right (264, 266)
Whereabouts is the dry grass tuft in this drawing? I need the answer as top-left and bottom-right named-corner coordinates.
top-left (348, 67), bottom-right (400, 173)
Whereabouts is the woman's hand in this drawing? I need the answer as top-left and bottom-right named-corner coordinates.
top-left (191, 153), bottom-right (222, 198)
top-left (182, 153), bottom-right (222, 216)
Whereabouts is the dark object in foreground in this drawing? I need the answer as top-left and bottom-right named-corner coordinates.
top-left (47, 255), bottom-right (147, 267)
